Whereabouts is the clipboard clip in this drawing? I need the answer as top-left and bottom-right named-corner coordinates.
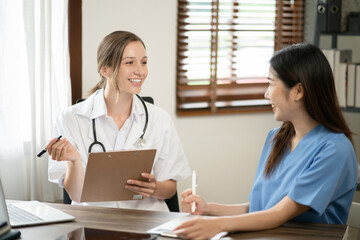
top-left (133, 195), bottom-right (143, 200)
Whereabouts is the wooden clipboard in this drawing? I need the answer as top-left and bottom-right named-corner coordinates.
top-left (80, 149), bottom-right (156, 202)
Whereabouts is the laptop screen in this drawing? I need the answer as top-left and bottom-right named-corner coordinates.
top-left (0, 178), bottom-right (11, 235)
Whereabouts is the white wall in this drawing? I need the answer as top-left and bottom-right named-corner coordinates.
top-left (82, 0), bottom-right (279, 204)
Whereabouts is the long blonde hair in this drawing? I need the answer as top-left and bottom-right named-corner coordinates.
top-left (87, 31), bottom-right (146, 96)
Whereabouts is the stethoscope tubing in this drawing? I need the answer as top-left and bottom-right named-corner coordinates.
top-left (136, 94), bottom-right (148, 141)
top-left (88, 118), bottom-right (106, 153)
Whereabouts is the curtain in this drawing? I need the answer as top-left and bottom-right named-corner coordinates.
top-left (0, 0), bottom-right (71, 202)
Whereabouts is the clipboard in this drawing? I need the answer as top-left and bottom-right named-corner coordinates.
top-left (80, 149), bottom-right (156, 202)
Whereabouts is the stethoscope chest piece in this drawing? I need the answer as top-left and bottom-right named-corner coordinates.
top-left (134, 137), bottom-right (146, 148)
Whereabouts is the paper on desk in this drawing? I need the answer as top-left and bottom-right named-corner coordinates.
top-left (147, 215), bottom-right (228, 240)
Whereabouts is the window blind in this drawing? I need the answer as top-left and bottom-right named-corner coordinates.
top-left (275, 0), bottom-right (304, 51)
top-left (176, 0), bottom-right (304, 116)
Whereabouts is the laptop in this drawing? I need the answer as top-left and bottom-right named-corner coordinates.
top-left (0, 178), bottom-right (75, 228)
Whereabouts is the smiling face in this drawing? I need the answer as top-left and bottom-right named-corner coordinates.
top-left (103, 41), bottom-right (148, 96)
top-left (265, 68), bottom-right (302, 122)
top-left (117, 41), bottom-right (148, 94)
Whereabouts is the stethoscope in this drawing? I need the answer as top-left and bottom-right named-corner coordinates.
top-left (88, 94), bottom-right (149, 153)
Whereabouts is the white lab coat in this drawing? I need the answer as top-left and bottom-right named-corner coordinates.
top-left (48, 89), bottom-right (191, 211)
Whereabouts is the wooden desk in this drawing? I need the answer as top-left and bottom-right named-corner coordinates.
top-left (13, 202), bottom-right (360, 240)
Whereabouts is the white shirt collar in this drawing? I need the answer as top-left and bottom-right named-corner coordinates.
top-left (132, 94), bottom-right (146, 119)
top-left (91, 88), bottom-right (107, 119)
top-left (76, 88), bottom-right (145, 120)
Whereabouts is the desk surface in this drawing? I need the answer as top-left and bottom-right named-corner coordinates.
top-left (13, 202), bottom-right (360, 240)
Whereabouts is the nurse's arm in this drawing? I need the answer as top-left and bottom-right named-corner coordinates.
top-left (201, 202), bottom-right (250, 216)
top-left (219, 196), bottom-right (310, 232)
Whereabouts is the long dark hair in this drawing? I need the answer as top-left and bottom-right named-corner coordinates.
top-left (265, 43), bottom-right (353, 177)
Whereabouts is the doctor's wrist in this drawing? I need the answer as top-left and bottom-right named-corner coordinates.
top-left (67, 150), bottom-right (81, 163)
top-left (152, 180), bottom-right (176, 200)
top-left (151, 179), bottom-right (160, 199)
top-left (67, 156), bottom-right (81, 165)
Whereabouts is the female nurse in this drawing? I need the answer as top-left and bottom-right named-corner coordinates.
top-left (174, 43), bottom-right (358, 239)
top-left (46, 31), bottom-right (191, 211)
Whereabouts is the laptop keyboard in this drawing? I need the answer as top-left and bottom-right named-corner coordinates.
top-left (7, 204), bottom-right (45, 225)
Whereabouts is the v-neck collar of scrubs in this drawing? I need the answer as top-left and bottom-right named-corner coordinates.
top-left (289, 124), bottom-right (322, 154)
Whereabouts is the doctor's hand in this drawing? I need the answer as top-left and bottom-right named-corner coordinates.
top-left (125, 173), bottom-right (159, 199)
top-left (181, 188), bottom-right (208, 215)
top-left (46, 137), bottom-right (80, 163)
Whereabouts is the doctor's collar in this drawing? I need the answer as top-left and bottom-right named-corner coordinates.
top-left (76, 89), bottom-right (146, 121)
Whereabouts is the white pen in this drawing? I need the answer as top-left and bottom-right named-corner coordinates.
top-left (191, 170), bottom-right (197, 212)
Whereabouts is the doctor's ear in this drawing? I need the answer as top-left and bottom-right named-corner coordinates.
top-left (100, 66), bottom-right (110, 78)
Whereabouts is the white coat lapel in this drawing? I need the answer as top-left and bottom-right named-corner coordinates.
top-left (85, 89), bottom-right (112, 153)
top-left (124, 118), bottom-right (144, 149)
top-left (87, 119), bottom-right (94, 142)
top-left (123, 95), bottom-right (147, 148)
top-left (87, 118), bottom-right (114, 153)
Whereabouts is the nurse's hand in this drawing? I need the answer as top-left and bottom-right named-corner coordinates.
top-left (173, 217), bottom-right (225, 240)
top-left (181, 188), bottom-right (208, 215)
top-left (125, 173), bottom-right (159, 198)
top-left (46, 137), bottom-right (80, 163)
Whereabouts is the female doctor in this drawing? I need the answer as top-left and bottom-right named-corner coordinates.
top-left (47, 31), bottom-right (191, 211)
top-left (174, 43), bottom-right (358, 239)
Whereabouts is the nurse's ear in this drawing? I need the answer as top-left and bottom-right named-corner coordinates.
top-left (293, 83), bottom-right (304, 102)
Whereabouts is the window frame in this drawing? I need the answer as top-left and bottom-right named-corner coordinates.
top-left (176, 0), bottom-right (305, 116)
top-left (68, 0), bottom-right (82, 104)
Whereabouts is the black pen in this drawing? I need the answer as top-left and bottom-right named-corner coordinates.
top-left (37, 135), bottom-right (62, 157)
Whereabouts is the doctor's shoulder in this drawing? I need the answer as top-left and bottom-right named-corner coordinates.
top-left (56, 99), bottom-right (90, 127)
top-left (146, 103), bottom-right (175, 128)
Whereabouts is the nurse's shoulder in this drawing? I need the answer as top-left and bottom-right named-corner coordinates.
top-left (317, 126), bottom-right (354, 153)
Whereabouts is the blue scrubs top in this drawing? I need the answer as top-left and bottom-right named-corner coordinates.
top-left (249, 125), bottom-right (357, 224)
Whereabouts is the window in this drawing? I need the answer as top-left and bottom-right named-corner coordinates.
top-left (0, 0), bottom-right (71, 201)
top-left (176, 0), bottom-right (304, 116)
